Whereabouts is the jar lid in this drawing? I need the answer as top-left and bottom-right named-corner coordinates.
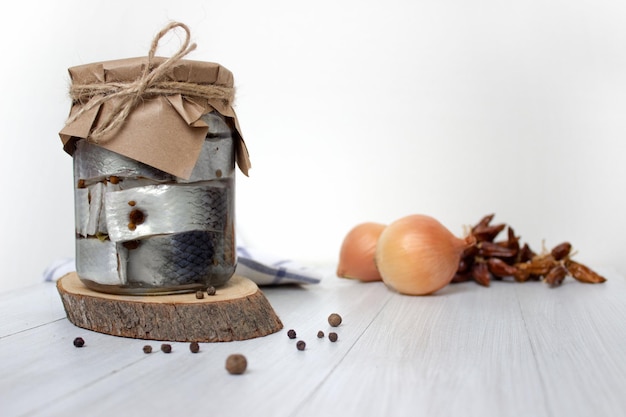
top-left (59, 23), bottom-right (251, 178)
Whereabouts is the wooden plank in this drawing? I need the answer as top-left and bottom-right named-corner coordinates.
top-left (293, 280), bottom-right (551, 417)
top-left (3, 278), bottom-right (393, 417)
top-left (0, 283), bottom-right (66, 338)
top-left (0, 320), bottom-right (154, 417)
top-left (1, 271), bottom-right (624, 417)
top-left (513, 272), bottom-right (626, 417)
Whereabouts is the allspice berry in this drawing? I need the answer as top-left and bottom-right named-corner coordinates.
top-left (226, 354), bottom-right (247, 375)
top-left (189, 342), bottom-right (200, 353)
top-left (195, 290), bottom-right (205, 299)
top-left (161, 343), bottom-right (172, 353)
top-left (296, 340), bottom-right (306, 351)
top-left (206, 286), bottom-right (216, 296)
top-left (143, 345), bottom-right (153, 354)
top-left (328, 313), bottom-right (342, 327)
top-left (329, 332), bottom-right (338, 342)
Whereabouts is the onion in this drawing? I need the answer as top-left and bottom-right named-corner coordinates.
top-left (337, 222), bottom-right (386, 282)
top-left (375, 214), bottom-right (475, 295)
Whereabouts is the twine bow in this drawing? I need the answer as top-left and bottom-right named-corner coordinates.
top-left (65, 22), bottom-right (234, 143)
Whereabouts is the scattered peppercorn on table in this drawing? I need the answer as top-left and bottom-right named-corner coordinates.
top-left (1, 268), bottom-right (625, 417)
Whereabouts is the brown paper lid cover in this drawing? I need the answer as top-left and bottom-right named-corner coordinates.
top-left (59, 56), bottom-right (250, 178)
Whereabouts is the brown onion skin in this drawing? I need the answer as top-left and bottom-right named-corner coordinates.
top-left (375, 214), bottom-right (474, 295)
top-left (337, 222), bottom-right (386, 282)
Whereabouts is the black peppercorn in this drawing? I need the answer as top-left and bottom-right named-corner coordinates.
top-left (317, 330), bottom-right (325, 338)
top-left (206, 286), bottom-right (216, 296)
top-left (129, 209), bottom-right (145, 225)
top-left (143, 345), bottom-right (153, 354)
top-left (296, 340), bottom-right (306, 351)
top-left (195, 290), bottom-right (204, 299)
top-left (225, 354), bottom-right (247, 375)
top-left (190, 342), bottom-right (200, 353)
top-left (73, 337), bottom-right (85, 348)
top-left (161, 343), bottom-right (172, 353)
top-left (329, 332), bottom-right (338, 342)
top-left (328, 313), bottom-right (342, 327)
top-left (287, 329), bottom-right (297, 339)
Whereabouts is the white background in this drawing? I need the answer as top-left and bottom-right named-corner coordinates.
top-left (1, 0), bottom-right (625, 291)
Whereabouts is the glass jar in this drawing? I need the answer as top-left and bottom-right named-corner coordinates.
top-left (73, 111), bottom-right (237, 294)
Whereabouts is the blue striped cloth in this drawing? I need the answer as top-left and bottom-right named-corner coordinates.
top-left (43, 246), bottom-right (323, 286)
top-left (235, 246), bottom-right (323, 286)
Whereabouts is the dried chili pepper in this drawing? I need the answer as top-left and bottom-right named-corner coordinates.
top-left (472, 223), bottom-right (506, 242)
top-left (478, 241), bottom-right (518, 259)
top-left (515, 255), bottom-right (556, 276)
top-left (451, 271), bottom-right (472, 283)
top-left (497, 227), bottom-right (520, 255)
top-left (453, 214), bottom-right (606, 289)
top-left (565, 259), bottom-right (607, 284)
top-left (551, 242), bottom-right (572, 261)
top-left (544, 265), bottom-right (568, 287)
top-left (517, 243), bottom-right (536, 263)
top-left (471, 262), bottom-right (491, 287)
top-left (486, 258), bottom-right (518, 278)
top-left (472, 214), bottom-right (495, 233)
top-left (457, 257), bottom-right (473, 273)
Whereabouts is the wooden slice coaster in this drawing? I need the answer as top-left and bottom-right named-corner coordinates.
top-left (57, 272), bottom-right (283, 342)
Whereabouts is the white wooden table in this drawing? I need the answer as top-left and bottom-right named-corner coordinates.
top-left (1, 268), bottom-right (625, 417)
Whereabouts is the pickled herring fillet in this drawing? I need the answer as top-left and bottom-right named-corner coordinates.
top-left (179, 135), bottom-right (235, 183)
top-left (74, 139), bottom-right (174, 183)
top-left (75, 182), bottom-right (105, 237)
top-left (75, 188), bottom-right (90, 237)
top-left (125, 231), bottom-right (231, 287)
top-left (75, 181), bottom-right (127, 237)
top-left (76, 238), bottom-right (128, 285)
top-left (178, 113), bottom-right (235, 183)
top-left (105, 182), bottom-right (229, 242)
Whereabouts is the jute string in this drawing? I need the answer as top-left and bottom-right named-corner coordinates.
top-left (65, 22), bottom-right (234, 142)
